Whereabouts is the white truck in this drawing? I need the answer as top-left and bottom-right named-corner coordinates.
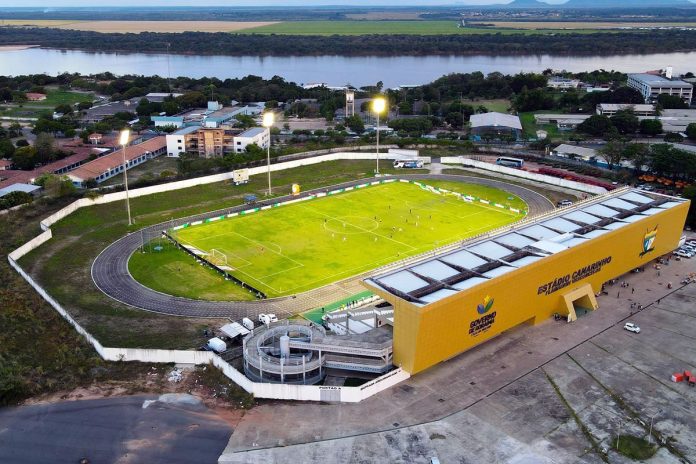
top-left (242, 317), bottom-right (254, 331)
top-left (207, 337), bottom-right (227, 353)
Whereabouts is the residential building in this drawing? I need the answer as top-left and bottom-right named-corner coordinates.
top-left (166, 126), bottom-right (240, 158)
top-left (547, 77), bottom-right (580, 89)
top-left (596, 103), bottom-right (656, 117)
top-left (67, 136), bottom-right (166, 186)
top-left (627, 74), bottom-right (693, 105)
top-left (470, 112), bottom-right (523, 140)
top-left (233, 127), bottom-right (270, 154)
top-left (0, 159), bottom-right (12, 170)
top-left (25, 92), bottom-right (46, 101)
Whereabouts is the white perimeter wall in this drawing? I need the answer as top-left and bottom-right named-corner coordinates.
top-left (441, 156), bottom-right (608, 195)
top-left (12, 151), bottom-right (421, 403)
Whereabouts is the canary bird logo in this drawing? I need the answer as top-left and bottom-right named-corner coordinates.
top-left (640, 226), bottom-right (658, 256)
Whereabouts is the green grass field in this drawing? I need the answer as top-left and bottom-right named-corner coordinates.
top-left (240, 20), bottom-right (614, 36)
top-left (0, 90), bottom-right (94, 118)
top-left (166, 180), bottom-right (525, 298)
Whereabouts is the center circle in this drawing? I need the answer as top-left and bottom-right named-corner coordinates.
top-left (323, 216), bottom-right (379, 235)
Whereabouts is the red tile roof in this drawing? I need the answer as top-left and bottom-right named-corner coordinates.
top-left (68, 137), bottom-right (166, 182)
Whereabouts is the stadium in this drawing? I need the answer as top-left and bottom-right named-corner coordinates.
top-left (88, 169), bottom-right (689, 386)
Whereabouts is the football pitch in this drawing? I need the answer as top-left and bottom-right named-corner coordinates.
top-left (169, 181), bottom-right (526, 298)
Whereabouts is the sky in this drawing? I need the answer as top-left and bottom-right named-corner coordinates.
top-left (0, 0), bottom-right (562, 6)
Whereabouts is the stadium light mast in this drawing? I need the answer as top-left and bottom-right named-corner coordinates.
top-left (372, 97), bottom-right (386, 175)
top-left (262, 112), bottom-right (275, 196)
top-left (119, 129), bottom-right (133, 226)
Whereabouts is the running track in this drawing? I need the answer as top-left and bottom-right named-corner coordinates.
top-left (91, 174), bottom-right (554, 318)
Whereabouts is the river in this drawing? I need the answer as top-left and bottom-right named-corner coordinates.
top-left (1, 47), bottom-right (695, 88)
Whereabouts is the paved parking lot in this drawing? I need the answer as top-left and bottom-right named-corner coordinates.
top-left (220, 252), bottom-right (696, 463)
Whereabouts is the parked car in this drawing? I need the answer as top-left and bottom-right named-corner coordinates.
top-left (685, 240), bottom-right (696, 247)
top-left (674, 250), bottom-right (694, 258)
top-left (259, 313), bottom-right (278, 325)
top-left (556, 200), bottom-right (573, 207)
top-left (624, 322), bottom-right (641, 333)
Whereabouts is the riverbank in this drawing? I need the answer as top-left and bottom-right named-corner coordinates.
top-left (0, 44), bottom-right (39, 51)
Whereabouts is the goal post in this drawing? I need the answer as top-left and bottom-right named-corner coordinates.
top-left (210, 249), bottom-right (228, 267)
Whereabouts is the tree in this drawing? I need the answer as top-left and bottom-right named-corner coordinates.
top-left (609, 109), bottom-right (639, 135)
top-left (686, 123), bottom-right (696, 141)
top-left (664, 132), bottom-right (684, 143)
top-left (623, 143), bottom-right (650, 173)
top-left (54, 104), bottom-right (73, 115)
top-left (0, 139), bottom-right (15, 159)
top-left (656, 93), bottom-right (688, 109)
top-left (445, 112), bottom-right (464, 129)
top-left (599, 138), bottom-right (628, 170)
top-left (344, 115), bottom-right (365, 134)
top-left (12, 146), bottom-right (36, 170)
top-left (514, 88), bottom-right (554, 112)
top-left (683, 185), bottom-right (696, 229)
top-left (34, 133), bottom-right (56, 164)
top-left (577, 115), bottom-right (613, 137)
top-left (639, 119), bottom-right (662, 137)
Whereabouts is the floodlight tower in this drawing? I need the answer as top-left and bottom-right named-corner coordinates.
top-left (345, 89), bottom-right (355, 118)
top-left (119, 129), bottom-right (133, 226)
top-left (372, 97), bottom-right (386, 175)
top-left (262, 112), bottom-right (275, 196)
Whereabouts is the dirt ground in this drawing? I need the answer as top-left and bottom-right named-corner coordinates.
top-left (23, 365), bottom-right (249, 428)
top-left (2, 20), bottom-right (279, 33)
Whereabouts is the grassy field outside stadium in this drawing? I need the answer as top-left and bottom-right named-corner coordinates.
top-left (165, 180), bottom-right (525, 298)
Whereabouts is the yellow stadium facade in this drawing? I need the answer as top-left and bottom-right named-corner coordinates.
top-left (365, 191), bottom-right (689, 375)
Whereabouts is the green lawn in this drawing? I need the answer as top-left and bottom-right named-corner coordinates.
top-left (240, 20), bottom-right (614, 36)
top-left (519, 111), bottom-right (570, 140)
top-left (167, 180), bottom-right (524, 297)
top-left (0, 90), bottom-right (94, 119)
top-left (128, 245), bottom-right (257, 301)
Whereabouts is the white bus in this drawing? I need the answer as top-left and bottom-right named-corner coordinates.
top-left (393, 159), bottom-right (424, 169)
top-left (496, 157), bottom-right (524, 168)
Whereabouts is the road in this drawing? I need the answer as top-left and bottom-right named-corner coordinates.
top-left (0, 394), bottom-right (232, 464)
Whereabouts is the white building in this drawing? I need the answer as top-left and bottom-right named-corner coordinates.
top-left (547, 77), bottom-right (581, 89)
top-left (627, 74), bottom-right (693, 105)
top-left (152, 116), bottom-right (184, 128)
top-left (534, 113), bottom-right (591, 130)
top-left (233, 127), bottom-right (270, 154)
top-left (552, 144), bottom-right (598, 162)
top-left (596, 104), bottom-right (656, 117)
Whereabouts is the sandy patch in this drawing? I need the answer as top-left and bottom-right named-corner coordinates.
top-left (0, 44), bottom-right (40, 51)
top-left (3, 19), bottom-right (280, 34)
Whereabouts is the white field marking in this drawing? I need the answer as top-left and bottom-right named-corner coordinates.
top-left (322, 216), bottom-right (379, 235)
top-left (256, 263), bottom-right (305, 279)
top-left (227, 230), bottom-right (305, 267)
top-left (254, 212), bottom-right (521, 296)
top-left (175, 230), bottom-right (300, 295)
top-left (298, 203), bottom-right (417, 251)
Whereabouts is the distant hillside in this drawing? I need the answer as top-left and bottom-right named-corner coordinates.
top-left (562, 0), bottom-right (695, 7)
top-left (504, 0), bottom-right (551, 8)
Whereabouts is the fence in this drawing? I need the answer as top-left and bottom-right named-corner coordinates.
top-left (441, 156), bottom-right (608, 195)
top-left (9, 150), bottom-right (422, 403)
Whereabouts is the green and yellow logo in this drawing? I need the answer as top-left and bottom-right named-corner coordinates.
top-left (477, 295), bottom-right (494, 315)
top-left (640, 226), bottom-right (658, 257)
